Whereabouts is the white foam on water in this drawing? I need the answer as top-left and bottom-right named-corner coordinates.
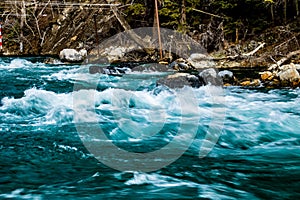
top-left (125, 172), bottom-right (199, 187)
top-left (0, 188), bottom-right (42, 200)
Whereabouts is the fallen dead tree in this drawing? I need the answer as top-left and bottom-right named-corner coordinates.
top-left (213, 42), bottom-right (266, 61)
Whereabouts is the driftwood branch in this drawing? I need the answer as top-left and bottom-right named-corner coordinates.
top-left (243, 43), bottom-right (265, 56)
top-left (268, 49), bottom-right (300, 70)
top-left (213, 42), bottom-right (265, 61)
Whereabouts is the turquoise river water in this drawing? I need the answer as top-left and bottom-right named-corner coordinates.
top-left (0, 57), bottom-right (299, 199)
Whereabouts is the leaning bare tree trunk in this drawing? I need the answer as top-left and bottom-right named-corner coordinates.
top-left (108, 2), bottom-right (152, 54)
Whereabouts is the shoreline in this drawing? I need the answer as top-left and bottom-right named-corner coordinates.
top-left (0, 54), bottom-right (299, 89)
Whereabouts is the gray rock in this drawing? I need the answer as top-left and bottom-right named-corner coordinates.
top-left (277, 63), bottom-right (300, 82)
top-left (188, 53), bottom-right (215, 69)
top-left (218, 70), bottom-right (236, 85)
top-left (218, 70), bottom-right (233, 78)
top-left (199, 68), bottom-right (222, 86)
top-left (169, 58), bottom-right (194, 71)
top-left (157, 73), bottom-right (203, 88)
top-left (79, 49), bottom-right (87, 58)
top-left (44, 58), bottom-right (63, 64)
top-left (59, 49), bottom-right (86, 62)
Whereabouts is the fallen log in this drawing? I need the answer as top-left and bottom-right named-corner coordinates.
top-left (243, 43), bottom-right (265, 56)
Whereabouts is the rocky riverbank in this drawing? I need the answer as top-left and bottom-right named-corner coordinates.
top-left (81, 50), bottom-right (300, 89)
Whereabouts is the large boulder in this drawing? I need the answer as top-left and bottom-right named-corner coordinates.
top-left (278, 63), bottom-right (300, 82)
top-left (59, 49), bottom-right (87, 62)
top-left (187, 53), bottom-right (215, 69)
top-left (157, 73), bottom-right (203, 88)
top-left (199, 68), bottom-right (222, 86)
top-left (277, 64), bottom-right (300, 87)
top-left (218, 70), bottom-right (237, 85)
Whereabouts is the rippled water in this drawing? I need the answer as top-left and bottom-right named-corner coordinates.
top-left (0, 57), bottom-right (300, 199)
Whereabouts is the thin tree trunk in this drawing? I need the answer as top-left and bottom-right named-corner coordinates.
top-left (284, 0), bottom-right (287, 23)
top-left (271, 4), bottom-right (275, 23)
top-left (295, 0), bottom-right (299, 16)
top-left (235, 27), bottom-right (239, 44)
top-left (154, 0), bottom-right (162, 59)
top-left (180, 0), bottom-right (186, 33)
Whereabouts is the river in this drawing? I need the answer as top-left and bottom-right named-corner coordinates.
top-left (0, 57), bottom-right (299, 199)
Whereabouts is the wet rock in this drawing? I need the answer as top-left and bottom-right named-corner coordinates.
top-left (89, 65), bottom-right (128, 76)
top-left (218, 70), bottom-right (237, 85)
top-left (59, 49), bottom-right (87, 62)
top-left (187, 53), bottom-right (215, 69)
top-left (157, 73), bottom-right (203, 88)
top-left (250, 79), bottom-right (261, 87)
top-left (239, 78), bottom-right (261, 87)
top-left (44, 58), bottom-right (63, 64)
top-left (199, 68), bottom-right (222, 86)
top-left (169, 58), bottom-right (195, 71)
top-left (89, 66), bottom-right (103, 74)
top-left (260, 71), bottom-right (274, 81)
top-left (265, 78), bottom-right (281, 88)
top-left (240, 80), bottom-right (251, 86)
